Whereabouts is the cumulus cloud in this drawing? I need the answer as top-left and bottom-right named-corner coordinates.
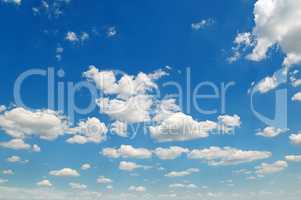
top-left (232, 0), bottom-right (301, 68)
top-left (165, 168), bottom-right (199, 177)
top-left (118, 161), bottom-right (146, 171)
top-left (6, 156), bottom-right (28, 164)
top-left (256, 126), bottom-right (287, 138)
top-left (292, 92), bottom-right (301, 101)
top-left (37, 180), bottom-right (52, 187)
top-left (0, 139), bottom-right (31, 150)
top-left (191, 19), bottom-right (214, 31)
top-left (49, 168), bottom-right (80, 177)
top-left (154, 146), bottom-right (189, 160)
top-left (84, 66), bottom-right (168, 124)
top-left (169, 183), bottom-right (198, 189)
top-left (285, 155), bottom-right (301, 162)
top-left (255, 160), bottom-right (288, 175)
top-left (228, 32), bottom-right (253, 63)
top-left (289, 133), bottom-right (301, 145)
top-left (69, 182), bottom-right (87, 190)
top-left (80, 164), bottom-right (91, 170)
top-left (102, 145), bottom-right (152, 159)
top-left (32, 144), bottom-right (41, 152)
top-left (110, 121), bottom-right (128, 137)
top-left (97, 176), bottom-right (113, 184)
top-left (0, 107), bottom-right (67, 140)
top-left (128, 186), bottom-right (146, 192)
top-left (0, 105), bottom-right (6, 113)
top-left (188, 147), bottom-right (271, 166)
top-left (67, 117), bottom-right (108, 144)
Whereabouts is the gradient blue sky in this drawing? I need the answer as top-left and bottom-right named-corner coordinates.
top-left (0, 0), bottom-right (301, 200)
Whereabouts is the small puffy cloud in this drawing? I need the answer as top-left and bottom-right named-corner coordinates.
top-left (119, 161), bottom-right (144, 171)
top-left (289, 133), bottom-right (301, 145)
top-left (165, 168), bottom-right (199, 177)
top-left (128, 186), bottom-right (146, 192)
top-left (0, 139), bottom-right (31, 150)
top-left (285, 155), bottom-right (301, 162)
top-left (97, 176), bottom-right (113, 184)
top-left (255, 160), bottom-right (288, 175)
top-left (49, 168), bottom-right (80, 177)
top-left (154, 146), bottom-right (189, 160)
top-left (0, 105), bottom-right (6, 113)
top-left (69, 182), bottom-right (87, 190)
top-left (0, 107), bottom-right (67, 140)
top-left (102, 145), bottom-right (152, 159)
top-left (67, 117), bottom-right (108, 144)
top-left (191, 19), bottom-right (214, 31)
top-left (292, 92), bottom-right (301, 101)
top-left (256, 126), bottom-right (287, 138)
top-left (80, 164), bottom-right (91, 170)
top-left (110, 121), bottom-right (128, 137)
top-left (32, 144), bottom-right (41, 152)
top-left (217, 114), bottom-right (241, 133)
top-left (228, 32), bottom-right (253, 63)
top-left (1, 0), bottom-right (21, 6)
top-left (65, 32), bottom-right (78, 42)
top-left (106, 26), bottom-right (117, 37)
top-left (255, 75), bottom-right (279, 94)
top-left (169, 183), bottom-right (198, 189)
top-left (2, 169), bottom-right (14, 175)
top-left (6, 156), bottom-right (28, 164)
top-left (188, 147), bottom-right (271, 166)
top-left (37, 180), bottom-right (52, 187)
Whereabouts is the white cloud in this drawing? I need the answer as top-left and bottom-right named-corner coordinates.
top-left (97, 176), bottom-right (113, 184)
top-left (67, 117), bottom-right (108, 144)
top-left (228, 32), bottom-right (253, 63)
top-left (292, 92), bottom-right (301, 101)
top-left (102, 145), bottom-right (152, 159)
top-left (69, 182), bottom-right (87, 190)
top-left (154, 146), bottom-right (189, 160)
top-left (0, 107), bottom-right (67, 140)
top-left (0, 139), bottom-right (31, 150)
top-left (149, 112), bottom-right (217, 142)
top-left (32, 144), bottom-right (41, 152)
top-left (217, 114), bottom-right (241, 133)
top-left (80, 164), bottom-right (91, 170)
top-left (106, 26), bottom-right (117, 37)
top-left (49, 168), bottom-right (80, 177)
top-left (2, 169), bottom-right (14, 175)
top-left (65, 32), bottom-right (78, 42)
top-left (1, 0), bottom-right (21, 6)
top-left (285, 155), bottom-right (301, 162)
top-left (110, 121), bottom-right (128, 137)
top-left (119, 161), bottom-right (144, 171)
top-left (97, 95), bottom-right (153, 123)
top-left (169, 183), bottom-right (198, 189)
top-left (191, 19), bottom-right (214, 31)
top-left (255, 160), bottom-right (288, 175)
top-left (165, 168), bottom-right (199, 177)
top-left (128, 186), bottom-right (146, 192)
top-left (188, 147), bottom-right (271, 166)
top-left (256, 126), bottom-right (287, 138)
top-left (6, 156), bottom-right (28, 164)
top-left (255, 75), bottom-right (279, 94)
top-left (0, 105), bottom-right (6, 113)
top-left (289, 133), bottom-right (301, 145)
top-left (233, 0), bottom-right (301, 67)
top-left (37, 180), bottom-right (52, 187)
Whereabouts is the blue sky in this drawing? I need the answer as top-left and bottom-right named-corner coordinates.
top-left (0, 0), bottom-right (301, 199)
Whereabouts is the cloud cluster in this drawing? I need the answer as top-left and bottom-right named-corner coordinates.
top-left (49, 168), bottom-right (80, 177)
top-left (256, 126), bottom-right (287, 138)
top-left (255, 160), bottom-right (288, 175)
top-left (0, 107), bottom-right (67, 141)
top-left (187, 147), bottom-right (271, 166)
top-left (165, 168), bottom-right (199, 177)
top-left (102, 145), bottom-right (152, 159)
